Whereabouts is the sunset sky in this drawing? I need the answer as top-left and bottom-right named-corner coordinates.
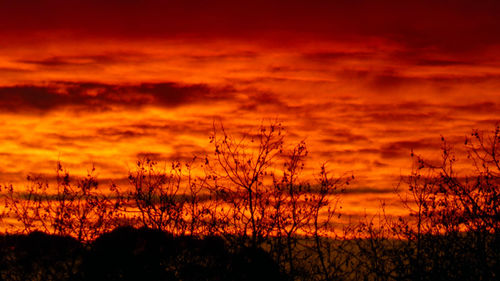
top-left (1, 0), bottom-right (499, 218)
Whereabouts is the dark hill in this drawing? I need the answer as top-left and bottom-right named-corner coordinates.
top-left (0, 227), bottom-right (286, 281)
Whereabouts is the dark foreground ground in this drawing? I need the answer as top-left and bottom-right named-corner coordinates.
top-left (1, 227), bottom-right (498, 281)
top-left (0, 227), bottom-right (286, 281)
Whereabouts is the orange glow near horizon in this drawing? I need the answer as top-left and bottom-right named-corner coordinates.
top-left (0, 1), bottom-right (499, 221)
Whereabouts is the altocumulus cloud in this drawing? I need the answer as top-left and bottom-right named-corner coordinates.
top-left (0, 82), bottom-right (232, 112)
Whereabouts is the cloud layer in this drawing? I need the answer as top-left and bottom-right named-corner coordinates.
top-left (2, 0), bottom-right (500, 54)
top-left (0, 1), bottom-right (499, 217)
top-left (0, 82), bottom-right (231, 112)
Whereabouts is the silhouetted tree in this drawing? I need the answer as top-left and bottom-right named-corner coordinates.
top-left (127, 158), bottom-right (187, 234)
top-left (4, 163), bottom-right (123, 242)
top-left (207, 122), bottom-right (285, 247)
top-left (126, 157), bottom-right (217, 236)
top-left (394, 125), bottom-right (500, 280)
top-left (303, 165), bottom-right (351, 281)
top-left (206, 122), bottom-right (351, 280)
top-left (9, 122), bottom-right (497, 280)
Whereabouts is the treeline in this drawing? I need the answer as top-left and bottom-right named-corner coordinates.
top-left (0, 123), bottom-right (498, 281)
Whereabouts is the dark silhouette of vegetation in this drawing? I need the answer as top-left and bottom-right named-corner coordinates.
top-left (206, 123), bottom-right (354, 279)
top-left (390, 125), bottom-right (500, 281)
top-left (0, 227), bottom-right (285, 281)
top-left (0, 122), bottom-right (498, 280)
top-left (3, 164), bottom-right (125, 242)
top-left (345, 125), bottom-right (499, 281)
top-left (0, 231), bottom-right (82, 281)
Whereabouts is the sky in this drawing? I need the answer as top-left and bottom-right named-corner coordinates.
top-left (0, 0), bottom-right (499, 218)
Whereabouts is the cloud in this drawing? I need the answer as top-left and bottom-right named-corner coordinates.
top-left (136, 146), bottom-right (207, 163)
top-left (451, 102), bottom-right (499, 113)
top-left (341, 186), bottom-right (394, 195)
top-left (302, 51), bottom-right (374, 62)
top-left (0, 67), bottom-right (33, 74)
top-left (235, 90), bottom-right (289, 112)
top-left (19, 57), bottom-right (87, 67)
top-left (307, 184), bottom-right (394, 196)
top-left (0, 82), bottom-right (232, 112)
top-left (366, 112), bottom-right (439, 123)
top-left (319, 129), bottom-right (371, 145)
top-left (17, 53), bottom-right (144, 68)
top-left (380, 139), bottom-right (440, 159)
top-left (414, 59), bottom-right (473, 67)
top-left (111, 121), bottom-right (213, 138)
top-left (186, 51), bottom-right (258, 62)
top-left (95, 128), bottom-right (147, 139)
top-left (336, 68), bottom-right (500, 93)
top-left (474, 119), bottom-right (500, 127)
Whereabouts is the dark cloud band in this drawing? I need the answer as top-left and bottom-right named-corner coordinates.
top-left (1, 0), bottom-right (499, 53)
top-left (0, 82), bottom-right (231, 112)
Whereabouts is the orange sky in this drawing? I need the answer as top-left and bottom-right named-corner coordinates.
top-left (0, 0), bottom-right (499, 218)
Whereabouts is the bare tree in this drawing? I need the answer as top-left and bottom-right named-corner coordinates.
top-left (127, 158), bottom-right (187, 234)
top-left (4, 162), bottom-right (123, 242)
top-left (394, 125), bottom-right (500, 280)
top-left (207, 122), bottom-right (284, 247)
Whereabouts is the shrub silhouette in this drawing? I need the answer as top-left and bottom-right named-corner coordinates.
top-left (401, 126), bottom-right (499, 281)
top-left (126, 156), bottom-right (219, 236)
top-left (127, 159), bottom-right (186, 234)
top-left (358, 125), bottom-right (500, 281)
top-left (3, 163), bottom-right (125, 242)
top-left (206, 122), bottom-right (350, 278)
